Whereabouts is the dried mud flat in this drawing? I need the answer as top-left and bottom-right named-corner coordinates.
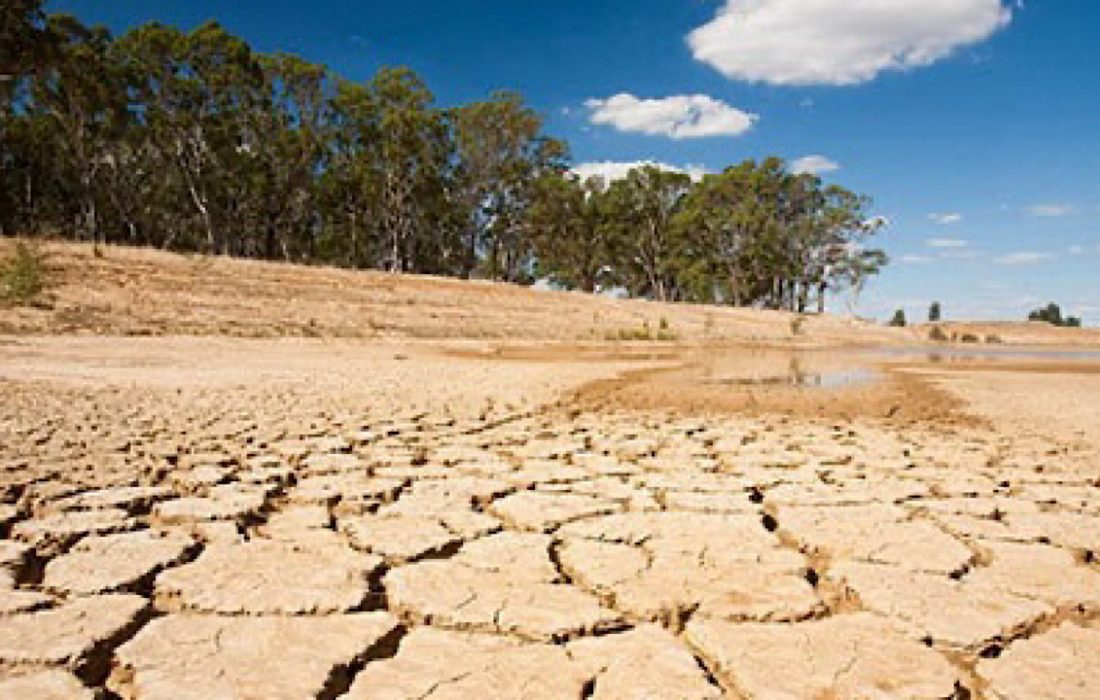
top-left (1, 336), bottom-right (1099, 699)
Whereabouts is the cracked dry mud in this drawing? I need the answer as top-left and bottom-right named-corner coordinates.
top-left (2, 340), bottom-right (1100, 699)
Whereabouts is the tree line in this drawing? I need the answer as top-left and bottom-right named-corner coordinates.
top-left (1, 2), bottom-right (887, 311)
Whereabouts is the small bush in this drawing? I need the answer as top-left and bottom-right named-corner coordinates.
top-left (790, 315), bottom-right (806, 336)
top-left (0, 242), bottom-right (47, 305)
top-left (960, 333), bottom-right (980, 344)
top-left (985, 334), bottom-right (1003, 344)
top-left (609, 321), bottom-right (678, 342)
top-left (928, 325), bottom-right (949, 342)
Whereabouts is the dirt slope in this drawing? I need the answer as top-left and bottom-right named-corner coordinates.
top-left (0, 240), bottom-right (901, 345)
top-left (4, 240), bottom-right (1097, 347)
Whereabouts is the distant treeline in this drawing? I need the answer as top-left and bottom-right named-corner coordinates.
top-left (1, 2), bottom-right (887, 311)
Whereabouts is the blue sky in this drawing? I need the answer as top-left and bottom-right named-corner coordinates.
top-left (51, 0), bottom-right (1100, 323)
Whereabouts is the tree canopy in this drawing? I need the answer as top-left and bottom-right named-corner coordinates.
top-left (1, 11), bottom-right (888, 311)
top-left (1028, 303), bottom-right (1082, 328)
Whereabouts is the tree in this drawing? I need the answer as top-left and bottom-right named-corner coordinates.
top-left (243, 53), bottom-right (332, 260)
top-left (1028, 302), bottom-right (1063, 326)
top-left (602, 165), bottom-right (692, 301)
top-left (527, 173), bottom-right (615, 292)
top-left (4, 9), bottom-right (891, 307)
top-left (889, 309), bottom-right (907, 327)
top-left (30, 15), bottom-right (124, 242)
top-left (672, 158), bottom-right (886, 310)
top-left (1, 0), bottom-right (48, 85)
top-left (452, 92), bottom-right (566, 280)
top-left (1029, 303), bottom-right (1082, 328)
top-left (674, 161), bottom-right (771, 306)
top-left (320, 80), bottom-right (382, 267)
top-left (369, 67), bottom-right (452, 273)
top-left (929, 302), bottom-right (942, 323)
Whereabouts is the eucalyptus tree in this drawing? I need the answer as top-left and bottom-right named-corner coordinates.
top-left (527, 173), bottom-right (617, 292)
top-left (114, 21), bottom-right (264, 252)
top-left (795, 182), bottom-right (885, 313)
top-left (366, 67), bottom-right (455, 273)
top-left (452, 92), bottom-right (567, 280)
top-left (0, 0), bottom-right (47, 85)
top-left (29, 14), bottom-right (123, 242)
top-left (321, 80), bottom-right (383, 267)
top-left (674, 160), bottom-right (777, 306)
top-left (601, 165), bottom-right (692, 301)
top-left (242, 53), bottom-right (332, 260)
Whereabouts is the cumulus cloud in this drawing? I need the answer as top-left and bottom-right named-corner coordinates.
top-left (585, 93), bottom-right (757, 139)
top-left (791, 155), bottom-right (839, 175)
top-left (929, 212), bottom-right (963, 225)
top-left (571, 161), bottom-right (709, 184)
top-left (994, 252), bottom-right (1055, 266)
top-left (688, 0), bottom-right (1014, 86)
top-left (1028, 203), bottom-right (1077, 218)
top-left (926, 238), bottom-right (969, 249)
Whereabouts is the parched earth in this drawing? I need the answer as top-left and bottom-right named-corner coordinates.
top-left (1, 338), bottom-right (1099, 698)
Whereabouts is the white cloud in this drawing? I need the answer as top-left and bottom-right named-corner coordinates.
top-left (994, 252), bottom-right (1055, 266)
top-left (939, 249), bottom-right (979, 260)
top-left (688, 0), bottom-right (1013, 86)
top-left (1068, 245), bottom-right (1085, 255)
top-left (585, 93), bottom-right (757, 139)
top-left (928, 212), bottom-right (963, 225)
top-left (571, 161), bottom-right (709, 184)
top-left (791, 155), bottom-right (839, 175)
top-left (900, 255), bottom-right (932, 265)
top-left (926, 238), bottom-right (969, 249)
top-left (1028, 203), bottom-right (1077, 218)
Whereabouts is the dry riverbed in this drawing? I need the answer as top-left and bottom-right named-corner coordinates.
top-left (1, 335), bottom-right (1098, 699)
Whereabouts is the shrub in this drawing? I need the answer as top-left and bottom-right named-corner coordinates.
top-left (609, 322), bottom-right (677, 342)
top-left (985, 334), bottom-right (1003, 344)
top-left (0, 242), bottom-right (47, 305)
top-left (960, 333), bottom-right (980, 344)
top-left (888, 309), bottom-right (907, 327)
top-left (790, 315), bottom-right (805, 336)
top-left (928, 325), bottom-right (949, 342)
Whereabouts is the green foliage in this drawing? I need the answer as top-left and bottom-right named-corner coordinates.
top-left (1, 10), bottom-right (889, 309)
top-left (670, 159), bottom-right (886, 311)
top-left (1028, 302), bottom-right (1083, 328)
top-left (928, 302), bottom-right (942, 323)
top-left (1, 0), bottom-right (47, 83)
top-left (888, 309), bottom-right (907, 327)
top-left (0, 242), bottom-right (47, 304)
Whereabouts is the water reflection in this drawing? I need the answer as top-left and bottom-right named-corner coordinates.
top-left (699, 352), bottom-right (879, 390)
